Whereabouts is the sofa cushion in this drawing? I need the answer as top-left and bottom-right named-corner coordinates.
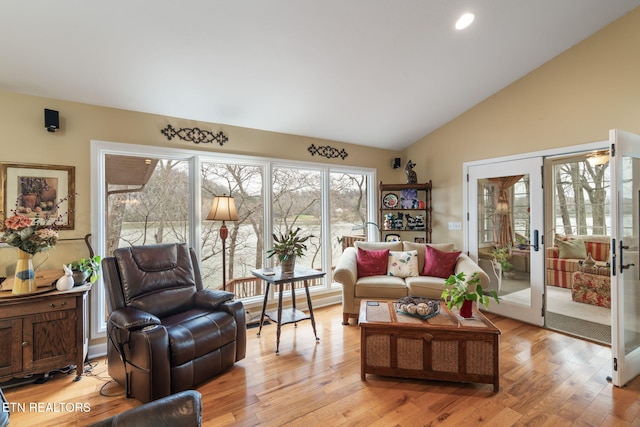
top-left (556, 238), bottom-right (587, 259)
top-left (422, 245), bottom-right (461, 278)
top-left (354, 275), bottom-right (407, 299)
top-left (403, 242), bottom-right (455, 274)
top-left (387, 250), bottom-right (419, 278)
top-left (406, 276), bottom-right (448, 299)
top-left (356, 247), bottom-right (389, 277)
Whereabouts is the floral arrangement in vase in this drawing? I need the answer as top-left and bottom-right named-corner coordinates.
top-left (1, 196), bottom-right (72, 294)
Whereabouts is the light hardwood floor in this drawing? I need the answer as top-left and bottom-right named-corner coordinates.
top-left (3, 303), bottom-right (640, 426)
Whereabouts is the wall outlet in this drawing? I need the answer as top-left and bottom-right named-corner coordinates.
top-left (448, 222), bottom-right (462, 230)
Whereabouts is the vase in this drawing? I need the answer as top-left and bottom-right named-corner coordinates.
top-left (280, 256), bottom-right (296, 274)
top-left (459, 299), bottom-right (473, 319)
top-left (13, 249), bottom-right (36, 295)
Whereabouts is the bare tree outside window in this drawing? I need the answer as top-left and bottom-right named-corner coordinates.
top-left (553, 159), bottom-right (609, 236)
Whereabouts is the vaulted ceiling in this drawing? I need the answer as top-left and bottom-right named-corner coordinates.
top-left (1, 1), bottom-right (639, 150)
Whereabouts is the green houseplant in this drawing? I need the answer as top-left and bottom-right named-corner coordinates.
top-left (441, 272), bottom-right (499, 318)
top-left (266, 227), bottom-right (313, 273)
top-left (492, 247), bottom-right (514, 276)
top-left (70, 255), bottom-right (102, 285)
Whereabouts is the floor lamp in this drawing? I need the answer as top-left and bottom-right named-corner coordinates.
top-left (207, 194), bottom-right (239, 291)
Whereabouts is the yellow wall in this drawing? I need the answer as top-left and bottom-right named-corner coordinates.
top-left (404, 7), bottom-right (640, 248)
top-left (0, 91), bottom-right (401, 276)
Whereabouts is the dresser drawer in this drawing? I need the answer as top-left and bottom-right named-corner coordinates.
top-left (0, 296), bottom-right (76, 318)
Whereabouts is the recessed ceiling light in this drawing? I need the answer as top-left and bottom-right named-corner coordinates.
top-left (455, 13), bottom-right (475, 30)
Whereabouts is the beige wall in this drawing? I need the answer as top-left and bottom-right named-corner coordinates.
top-left (0, 91), bottom-right (400, 276)
top-left (404, 7), bottom-right (640, 249)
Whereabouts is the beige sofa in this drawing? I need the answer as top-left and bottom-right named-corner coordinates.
top-left (334, 241), bottom-right (490, 325)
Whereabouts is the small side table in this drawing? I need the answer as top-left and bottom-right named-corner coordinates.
top-left (251, 267), bottom-right (326, 354)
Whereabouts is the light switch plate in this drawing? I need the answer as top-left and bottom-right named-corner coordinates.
top-left (448, 222), bottom-right (462, 230)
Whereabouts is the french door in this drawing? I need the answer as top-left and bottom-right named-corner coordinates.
top-left (610, 129), bottom-right (640, 386)
top-left (467, 157), bottom-right (544, 326)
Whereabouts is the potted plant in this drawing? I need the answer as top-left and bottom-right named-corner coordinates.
top-left (441, 272), bottom-right (499, 318)
top-left (492, 247), bottom-right (515, 278)
top-left (266, 227), bottom-right (313, 273)
top-left (70, 255), bottom-right (102, 285)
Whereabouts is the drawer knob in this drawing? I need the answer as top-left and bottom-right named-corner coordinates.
top-left (22, 341), bottom-right (28, 347)
top-left (49, 303), bottom-right (55, 307)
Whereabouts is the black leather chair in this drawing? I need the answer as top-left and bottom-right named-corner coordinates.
top-left (88, 390), bottom-right (202, 427)
top-left (102, 243), bottom-right (246, 403)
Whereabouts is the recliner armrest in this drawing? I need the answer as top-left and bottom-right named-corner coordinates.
top-left (194, 289), bottom-right (235, 309)
top-left (109, 307), bottom-right (161, 331)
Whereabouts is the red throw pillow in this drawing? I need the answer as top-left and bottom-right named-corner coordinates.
top-left (356, 247), bottom-right (389, 277)
top-left (422, 245), bottom-right (461, 278)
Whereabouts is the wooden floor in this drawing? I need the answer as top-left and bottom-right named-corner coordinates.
top-left (3, 303), bottom-right (640, 426)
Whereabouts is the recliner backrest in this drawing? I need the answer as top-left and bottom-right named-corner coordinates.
top-left (113, 243), bottom-right (198, 318)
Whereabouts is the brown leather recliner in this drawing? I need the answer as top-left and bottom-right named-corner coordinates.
top-left (102, 243), bottom-right (246, 403)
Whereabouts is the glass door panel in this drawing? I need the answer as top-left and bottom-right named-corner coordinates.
top-left (468, 157), bottom-right (544, 326)
top-left (610, 129), bottom-right (640, 387)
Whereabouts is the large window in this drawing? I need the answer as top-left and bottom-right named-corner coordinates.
top-left (92, 141), bottom-right (375, 338)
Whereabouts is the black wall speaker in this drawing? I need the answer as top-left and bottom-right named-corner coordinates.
top-left (44, 109), bottom-right (59, 132)
top-left (392, 157), bottom-right (401, 169)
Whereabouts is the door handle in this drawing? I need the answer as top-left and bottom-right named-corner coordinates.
top-left (532, 230), bottom-right (539, 252)
top-left (619, 241), bottom-right (635, 271)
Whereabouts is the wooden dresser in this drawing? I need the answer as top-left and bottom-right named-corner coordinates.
top-left (0, 284), bottom-right (91, 383)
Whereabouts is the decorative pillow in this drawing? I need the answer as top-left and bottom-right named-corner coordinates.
top-left (402, 241), bottom-right (455, 273)
top-left (356, 247), bottom-right (389, 277)
top-left (387, 250), bottom-right (419, 278)
top-left (422, 245), bottom-right (461, 278)
top-left (556, 238), bottom-right (587, 259)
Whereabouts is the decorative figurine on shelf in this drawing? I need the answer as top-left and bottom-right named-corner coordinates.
top-left (415, 215), bottom-right (425, 230)
top-left (406, 214), bottom-right (417, 230)
top-left (392, 212), bottom-right (404, 230)
top-left (383, 213), bottom-right (394, 230)
top-left (405, 160), bottom-right (417, 184)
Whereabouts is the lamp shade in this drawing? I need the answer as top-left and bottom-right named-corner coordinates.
top-left (207, 195), bottom-right (239, 221)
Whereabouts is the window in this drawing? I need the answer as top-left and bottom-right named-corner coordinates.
top-left (551, 156), bottom-right (610, 236)
top-left (91, 141), bottom-right (375, 338)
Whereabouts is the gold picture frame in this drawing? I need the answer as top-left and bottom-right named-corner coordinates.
top-left (0, 162), bottom-right (75, 230)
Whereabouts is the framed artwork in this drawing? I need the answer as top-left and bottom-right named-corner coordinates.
top-left (1, 162), bottom-right (75, 230)
top-left (384, 233), bottom-right (401, 242)
top-left (414, 237), bottom-right (425, 243)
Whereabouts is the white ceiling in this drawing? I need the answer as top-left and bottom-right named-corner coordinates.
top-left (1, 1), bottom-right (639, 150)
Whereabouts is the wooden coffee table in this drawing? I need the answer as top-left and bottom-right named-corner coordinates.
top-left (358, 300), bottom-right (501, 391)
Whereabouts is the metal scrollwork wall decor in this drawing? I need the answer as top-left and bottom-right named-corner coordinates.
top-left (308, 144), bottom-right (348, 160)
top-left (161, 124), bottom-right (228, 146)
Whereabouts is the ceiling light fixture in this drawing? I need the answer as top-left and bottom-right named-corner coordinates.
top-left (455, 13), bottom-right (475, 30)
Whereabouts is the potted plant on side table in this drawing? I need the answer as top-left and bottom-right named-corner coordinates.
top-left (266, 227), bottom-right (313, 273)
top-left (441, 272), bottom-right (499, 319)
top-left (70, 255), bottom-right (101, 285)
